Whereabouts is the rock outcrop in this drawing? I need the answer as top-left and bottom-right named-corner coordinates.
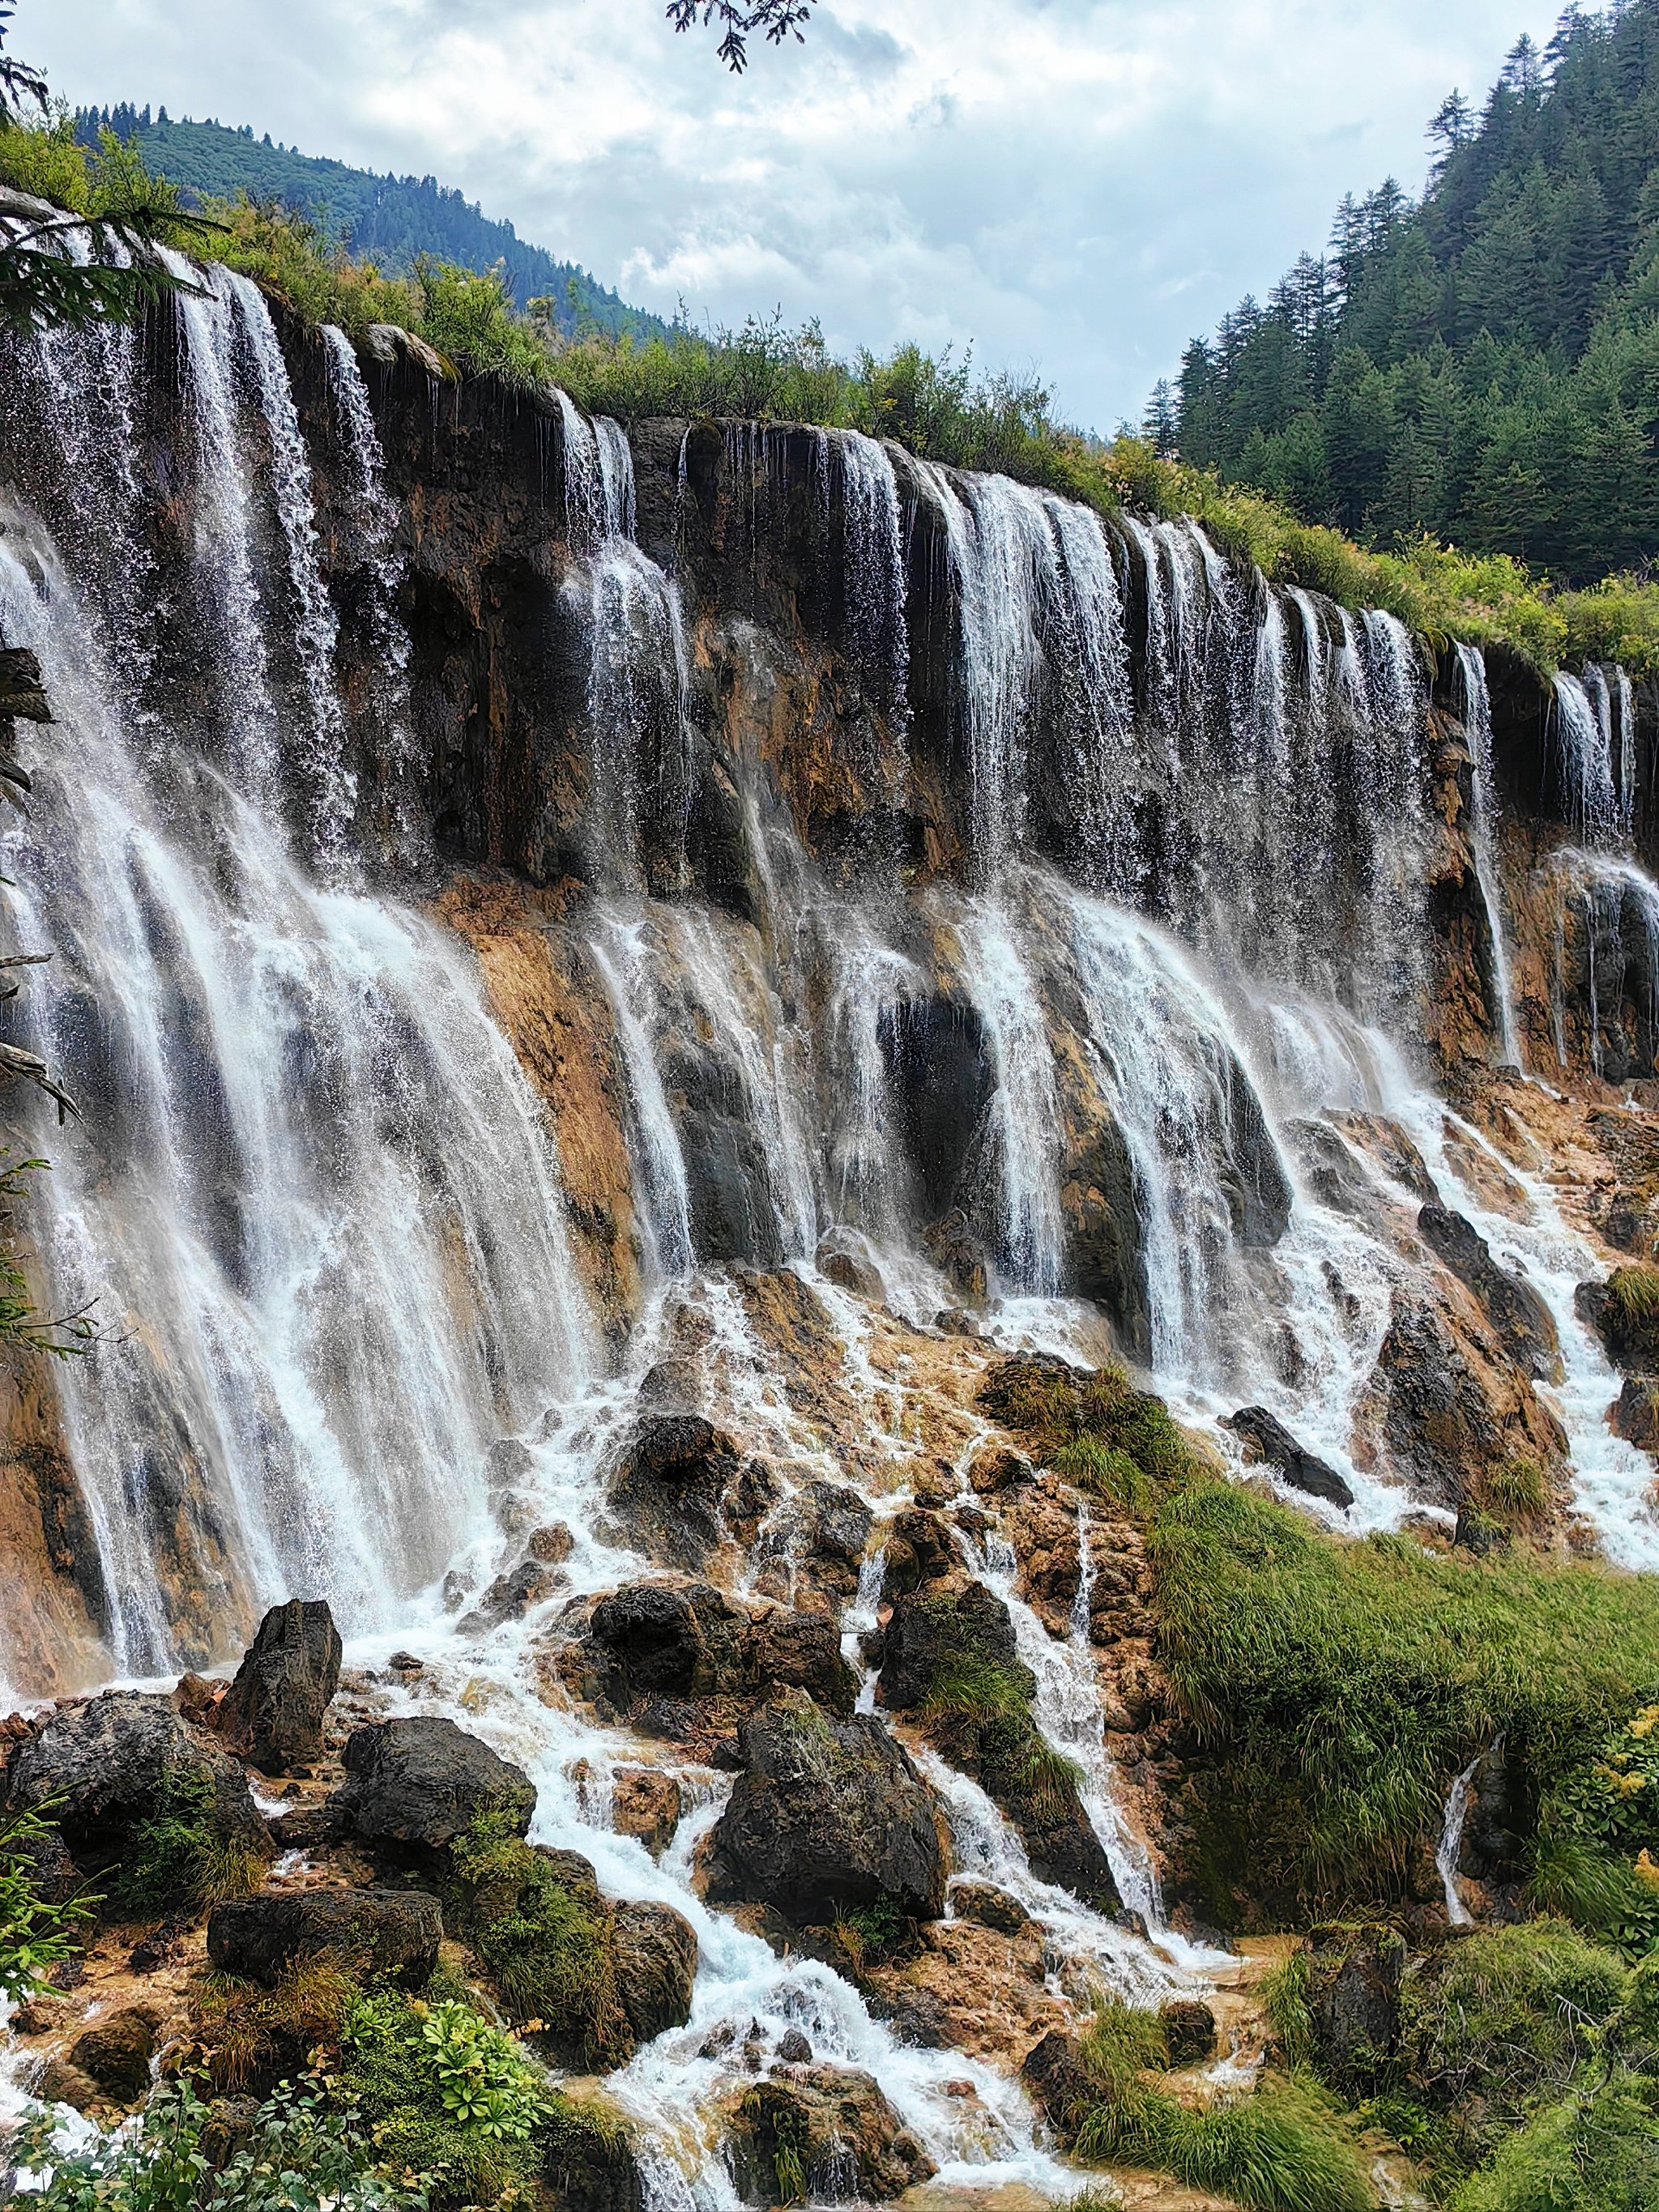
top-left (207, 1888), bottom-right (442, 1987)
top-left (214, 1598), bottom-right (343, 1773)
top-left (330, 1716), bottom-right (536, 1861)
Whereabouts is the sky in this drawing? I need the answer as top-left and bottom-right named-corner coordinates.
top-left (29, 0), bottom-right (1566, 431)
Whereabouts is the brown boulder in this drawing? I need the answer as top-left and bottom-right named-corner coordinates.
top-left (723, 2065), bottom-right (933, 2203)
top-left (70, 2006), bottom-right (160, 2101)
top-left (612, 1767), bottom-right (683, 1855)
top-left (612, 1900), bottom-right (697, 2044)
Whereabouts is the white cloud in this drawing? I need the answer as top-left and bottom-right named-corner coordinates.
top-left (26, 0), bottom-right (1563, 426)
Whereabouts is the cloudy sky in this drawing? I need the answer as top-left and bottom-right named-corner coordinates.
top-left (32, 0), bottom-right (1561, 429)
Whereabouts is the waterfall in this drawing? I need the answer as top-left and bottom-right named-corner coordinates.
top-left (1456, 642), bottom-right (1523, 1068)
top-left (1555, 670), bottom-right (1622, 842)
top-left (831, 429), bottom-right (910, 739)
top-left (1436, 1750), bottom-right (1483, 1927)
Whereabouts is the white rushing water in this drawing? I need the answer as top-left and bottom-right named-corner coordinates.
top-left (8, 262), bottom-right (1659, 2203)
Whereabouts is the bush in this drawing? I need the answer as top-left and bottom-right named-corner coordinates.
top-left (186, 1952), bottom-right (361, 2095)
top-left (1149, 1479), bottom-right (1659, 1917)
top-left (1451, 2071), bottom-right (1659, 2212)
top-left (449, 1813), bottom-right (629, 2067)
top-left (120, 1766), bottom-right (264, 1916)
top-left (13, 2078), bottom-right (426, 2210)
top-left (337, 1988), bottom-right (548, 2208)
top-left (0, 1799), bottom-right (95, 1999)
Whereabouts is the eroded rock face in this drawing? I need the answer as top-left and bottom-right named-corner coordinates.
top-left (207, 1889), bottom-right (442, 1988)
top-left (612, 1899), bottom-right (698, 2044)
top-left (1417, 1203), bottom-right (1561, 1383)
top-left (707, 1688), bottom-right (949, 1921)
top-left (4, 1691), bottom-right (267, 1876)
top-left (331, 1716), bottom-right (536, 1860)
top-left (608, 1414), bottom-right (774, 1569)
top-left (215, 1598), bottom-right (342, 1773)
top-left (578, 1579), bottom-right (858, 1717)
top-left (722, 2065), bottom-right (934, 2204)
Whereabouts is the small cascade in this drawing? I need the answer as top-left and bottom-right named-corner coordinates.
top-left (830, 428), bottom-right (911, 739)
top-left (321, 325), bottom-right (422, 869)
top-left (1456, 642), bottom-right (1523, 1068)
top-left (1555, 670), bottom-right (1622, 842)
top-left (220, 270), bottom-right (353, 867)
top-left (1436, 1750), bottom-right (1484, 1928)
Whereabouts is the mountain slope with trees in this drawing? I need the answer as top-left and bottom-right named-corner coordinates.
top-left (70, 105), bottom-right (672, 342)
top-left (1166, 0), bottom-right (1659, 581)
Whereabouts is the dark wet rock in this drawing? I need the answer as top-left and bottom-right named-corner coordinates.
top-left (527, 1523), bottom-right (575, 1565)
top-left (879, 1579), bottom-right (1017, 1710)
top-left (127, 1917), bottom-right (189, 1974)
top-left (798, 1480), bottom-right (873, 1599)
top-left (723, 2064), bottom-right (934, 2203)
top-left (1614, 1374), bottom-right (1659, 1451)
top-left (1019, 2030), bottom-right (1094, 2143)
top-left (608, 1414), bottom-right (774, 1569)
top-left (881, 996), bottom-right (993, 1225)
top-left (207, 1888), bottom-right (442, 1988)
top-left (36, 2056), bottom-right (104, 2112)
top-left (1224, 1406), bottom-right (1354, 1510)
top-left (878, 1508), bottom-right (958, 1596)
top-left (612, 1900), bottom-right (697, 2044)
top-left (1161, 1998), bottom-right (1217, 2065)
top-left (3, 1691), bottom-right (267, 1877)
top-left (69, 2007), bottom-right (159, 2101)
top-left (1580, 1272), bottom-right (1659, 1374)
top-left (776, 2028), bottom-right (812, 2064)
top-left (949, 1882), bottom-right (1029, 1936)
top-left (589, 1579), bottom-right (750, 1701)
top-left (1418, 1204), bottom-right (1561, 1383)
top-left (215, 1599), bottom-right (343, 1774)
top-left (1365, 1293), bottom-right (1567, 1513)
top-left (747, 1609), bottom-right (858, 1715)
top-left (540, 2105), bottom-right (646, 2212)
top-left (458, 1556), bottom-right (568, 1634)
top-left (707, 1687), bottom-right (949, 1922)
top-left (817, 1241), bottom-right (883, 1301)
top-left (331, 1716), bottom-right (535, 1861)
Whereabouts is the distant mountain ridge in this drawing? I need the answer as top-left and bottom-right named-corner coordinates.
top-left (72, 105), bottom-right (673, 343)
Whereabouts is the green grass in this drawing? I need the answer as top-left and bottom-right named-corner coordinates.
top-left (980, 1355), bottom-right (1201, 1508)
top-left (1450, 2070), bottom-right (1659, 2212)
top-left (450, 1812), bottom-right (629, 2067)
top-left (1149, 1481), bottom-right (1659, 1919)
top-left (7, 116), bottom-right (1659, 677)
top-left (120, 1766), bottom-right (264, 1916)
top-left (904, 1595), bottom-right (1089, 1839)
top-left (1074, 2076), bottom-right (1373, 2212)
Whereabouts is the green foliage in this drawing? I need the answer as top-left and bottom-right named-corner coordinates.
top-left (1078, 1999), bottom-right (1168, 2086)
top-left (1074, 2075), bottom-right (1373, 2212)
top-left (1397, 1921), bottom-right (1630, 2161)
top-left (336, 1989), bottom-right (547, 2208)
top-left (1608, 1265), bottom-right (1659, 1328)
top-left (12, 2078), bottom-right (427, 2210)
top-left (905, 1592), bottom-right (1086, 1837)
top-left (0, 113), bottom-right (219, 334)
top-left (833, 1891), bottom-right (905, 1967)
top-left (449, 1812), bottom-right (629, 2065)
top-left (0, 1797), bottom-right (94, 1998)
top-left (1451, 2070), bottom-right (1659, 2212)
top-left (980, 1355), bottom-right (1201, 1511)
top-left (120, 1766), bottom-right (263, 1916)
top-left (1149, 1479), bottom-right (1659, 1916)
top-left (1172, 2), bottom-right (1659, 589)
top-left (187, 1953), bottom-right (362, 2095)
top-left (1523, 1699), bottom-right (1659, 1951)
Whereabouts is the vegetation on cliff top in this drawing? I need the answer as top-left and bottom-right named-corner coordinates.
top-left (5, 105), bottom-right (1656, 677)
top-left (1171, 0), bottom-right (1659, 587)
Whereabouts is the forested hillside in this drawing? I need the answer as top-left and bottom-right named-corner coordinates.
top-left (1168, 0), bottom-right (1659, 580)
top-left (70, 105), bottom-right (672, 342)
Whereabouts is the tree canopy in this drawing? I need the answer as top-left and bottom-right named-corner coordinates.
top-left (666, 0), bottom-right (814, 70)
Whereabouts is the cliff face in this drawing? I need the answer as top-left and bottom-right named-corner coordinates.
top-left (0, 283), bottom-right (1656, 1695)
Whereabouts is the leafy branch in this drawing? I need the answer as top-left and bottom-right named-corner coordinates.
top-left (665, 0), bottom-right (813, 71)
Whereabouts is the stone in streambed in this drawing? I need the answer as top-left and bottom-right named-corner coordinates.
top-left (1224, 1405), bottom-right (1354, 1510)
top-left (215, 1597), bottom-right (342, 1774)
top-left (723, 2065), bottom-right (934, 2203)
top-left (69, 2006), bottom-right (160, 2101)
top-left (612, 1899), bottom-right (697, 2044)
top-left (4, 1690), bottom-right (267, 1878)
top-left (207, 1888), bottom-right (441, 1988)
top-left (707, 1687), bottom-right (949, 1922)
top-left (329, 1715), bottom-right (535, 1862)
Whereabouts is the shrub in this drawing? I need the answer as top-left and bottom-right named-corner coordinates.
top-left (1149, 1479), bottom-right (1659, 1917)
top-left (186, 1952), bottom-right (361, 2095)
top-left (1451, 2071), bottom-right (1659, 2212)
top-left (338, 1988), bottom-right (548, 2208)
top-left (449, 1813), bottom-right (629, 2067)
top-left (120, 1766), bottom-right (263, 1916)
top-left (12, 2078), bottom-right (426, 2210)
top-left (0, 1799), bottom-right (95, 1999)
